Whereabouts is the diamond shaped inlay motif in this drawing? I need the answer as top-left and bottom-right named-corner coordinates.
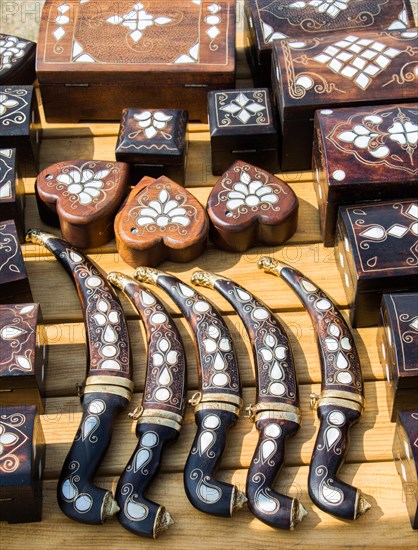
top-left (314, 35), bottom-right (402, 90)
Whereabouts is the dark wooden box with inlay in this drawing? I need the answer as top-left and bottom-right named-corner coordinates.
top-left (0, 304), bottom-right (47, 413)
top-left (0, 219), bottom-right (32, 304)
top-left (377, 293), bottom-right (418, 422)
top-left (336, 200), bottom-right (418, 328)
top-left (0, 405), bottom-right (45, 523)
top-left (244, 0), bottom-right (415, 87)
top-left (0, 85), bottom-right (40, 171)
top-left (208, 88), bottom-right (278, 175)
top-left (115, 108), bottom-right (188, 185)
top-left (0, 34), bottom-right (36, 85)
top-left (393, 409), bottom-right (418, 529)
top-left (271, 28), bottom-right (418, 171)
top-left (0, 148), bottom-right (25, 243)
top-left (37, 0), bottom-right (236, 122)
top-left (313, 103), bottom-right (418, 247)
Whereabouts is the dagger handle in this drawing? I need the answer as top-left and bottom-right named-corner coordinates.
top-left (116, 422), bottom-right (178, 538)
top-left (247, 416), bottom-right (304, 530)
top-left (184, 408), bottom-right (244, 517)
top-left (57, 392), bottom-right (127, 524)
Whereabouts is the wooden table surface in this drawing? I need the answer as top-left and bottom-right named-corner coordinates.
top-left (2, 23), bottom-right (418, 550)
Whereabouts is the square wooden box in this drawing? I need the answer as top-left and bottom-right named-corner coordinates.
top-left (393, 409), bottom-right (418, 529)
top-left (313, 103), bottom-right (418, 247)
top-left (0, 34), bottom-right (36, 85)
top-left (377, 293), bottom-right (418, 421)
top-left (0, 85), bottom-right (41, 172)
top-left (0, 303), bottom-right (47, 413)
top-left (271, 28), bottom-right (418, 171)
top-left (244, 0), bottom-right (415, 87)
top-left (37, 0), bottom-right (236, 123)
top-left (335, 200), bottom-right (418, 328)
top-left (0, 148), bottom-right (25, 243)
top-left (115, 108), bottom-right (188, 185)
top-left (0, 219), bottom-right (33, 304)
top-left (0, 405), bottom-right (45, 524)
top-left (208, 88), bottom-right (278, 175)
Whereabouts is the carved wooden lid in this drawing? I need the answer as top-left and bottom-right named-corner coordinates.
top-left (115, 175), bottom-right (209, 263)
top-left (207, 160), bottom-right (298, 232)
top-left (37, 0), bottom-right (235, 84)
top-left (272, 29), bottom-right (418, 116)
top-left (0, 149), bottom-right (16, 203)
top-left (0, 34), bottom-right (36, 85)
top-left (0, 85), bottom-right (33, 133)
top-left (36, 160), bottom-right (129, 225)
top-left (246, 0), bottom-right (414, 53)
top-left (116, 108), bottom-right (188, 164)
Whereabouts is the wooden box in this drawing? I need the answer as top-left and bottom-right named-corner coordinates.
top-left (0, 405), bottom-right (45, 524)
top-left (271, 28), bottom-right (418, 171)
top-left (244, 0), bottom-right (415, 87)
top-left (115, 175), bottom-right (209, 266)
top-left (377, 293), bottom-right (418, 422)
top-left (313, 103), bottom-right (418, 247)
top-left (207, 160), bottom-right (298, 251)
top-left (115, 108), bottom-right (188, 185)
top-left (36, 0), bottom-right (236, 123)
top-left (0, 219), bottom-right (33, 304)
top-left (335, 200), bottom-right (418, 328)
top-left (0, 304), bottom-right (47, 412)
top-left (35, 160), bottom-right (129, 248)
top-left (393, 410), bottom-right (418, 529)
top-left (0, 148), bottom-right (25, 243)
top-left (0, 34), bottom-right (36, 85)
top-left (0, 85), bottom-right (40, 171)
top-left (208, 88), bottom-right (278, 175)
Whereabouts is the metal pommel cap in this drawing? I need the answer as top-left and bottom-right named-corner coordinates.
top-left (191, 271), bottom-right (226, 289)
top-left (257, 256), bottom-right (289, 275)
top-left (107, 272), bottom-right (132, 292)
top-left (135, 266), bottom-right (164, 284)
top-left (25, 228), bottom-right (55, 246)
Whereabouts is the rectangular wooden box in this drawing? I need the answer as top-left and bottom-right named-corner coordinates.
top-left (271, 28), bottom-right (418, 171)
top-left (313, 103), bottom-right (418, 247)
top-left (0, 303), bottom-right (47, 413)
top-left (377, 293), bottom-right (418, 421)
top-left (0, 148), bottom-right (25, 243)
top-left (335, 200), bottom-right (418, 328)
top-left (244, 0), bottom-right (415, 87)
top-left (0, 404), bottom-right (45, 524)
top-left (393, 410), bottom-right (418, 529)
top-left (36, 0), bottom-right (236, 123)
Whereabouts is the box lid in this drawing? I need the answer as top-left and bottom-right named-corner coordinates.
top-left (271, 28), bottom-right (418, 122)
top-left (0, 34), bottom-right (36, 85)
top-left (37, 0), bottom-right (235, 85)
top-left (315, 103), bottom-right (418, 203)
top-left (245, 0), bottom-right (414, 58)
top-left (382, 294), bottom-right (418, 389)
top-left (338, 200), bottom-right (418, 293)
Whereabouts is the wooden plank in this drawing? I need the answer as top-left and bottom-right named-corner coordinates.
top-left (3, 463), bottom-right (415, 550)
top-left (43, 311), bottom-right (383, 398)
top-left (40, 381), bottom-right (392, 478)
top-left (24, 243), bottom-right (342, 322)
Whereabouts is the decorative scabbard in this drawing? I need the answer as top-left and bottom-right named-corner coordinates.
top-left (192, 271), bottom-right (306, 529)
top-left (134, 267), bottom-right (246, 517)
top-left (25, 229), bottom-right (133, 525)
top-left (258, 256), bottom-right (371, 520)
top-left (107, 272), bottom-right (187, 538)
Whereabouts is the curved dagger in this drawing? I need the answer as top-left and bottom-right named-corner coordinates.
top-left (134, 267), bottom-right (246, 517)
top-left (192, 271), bottom-right (307, 530)
top-left (258, 256), bottom-right (371, 520)
top-left (26, 229), bottom-right (133, 524)
top-left (108, 272), bottom-right (187, 538)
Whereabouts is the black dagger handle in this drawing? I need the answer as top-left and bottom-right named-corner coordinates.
top-left (191, 270), bottom-right (306, 529)
top-left (26, 229), bottom-right (133, 524)
top-left (134, 267), bottom-right (246, 517)
top-left (258, 256), bottom-right (370, 520)
top-left (108, 272), bottom-right (186, 537)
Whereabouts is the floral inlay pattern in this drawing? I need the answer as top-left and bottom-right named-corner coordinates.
top-left (54, 164), bottom-right (112, 206)
top-left (0, 92), bottom-right (18, 117)
top-left (219, 92), bottom-right (266, 125)
top-left (0, 88), bottom-right (29, 126)
top-left (130, 111), bottom-right (173, 140)
top-left (0, 36), bottom-right (30, 73)
top-left (106, 2), bottom-right (172, 44)
top-left (358, 203), bottom-right (418, 246)
top-left (226, 170), bottom-right (278, 212)
top-left (0, 304), bottom-right (37, 376)
top-left (0, 149), bottom-right (13, 200)
top-left (289, 0), bottom-right (351, 19)
top-left (0, 413), bottom-right (27, 474)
